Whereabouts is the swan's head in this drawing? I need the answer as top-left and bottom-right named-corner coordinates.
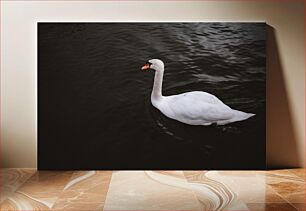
top-left (141, 59), bottom-right (164, 72)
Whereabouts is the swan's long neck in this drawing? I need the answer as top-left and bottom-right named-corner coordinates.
top-left (151, 68), bottom-right (164, 101)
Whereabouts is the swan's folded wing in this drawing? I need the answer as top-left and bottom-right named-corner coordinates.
top-left (167, 93), bottom-right (234, 122)
top-left (183, 91), bottom-right (225, 105)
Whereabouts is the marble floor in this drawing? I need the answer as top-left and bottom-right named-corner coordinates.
top-left (0, 169), bottom-right (304, 210)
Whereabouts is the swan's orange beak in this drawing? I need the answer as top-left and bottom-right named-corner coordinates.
top-left (141, 63), bottom-right (150, 70)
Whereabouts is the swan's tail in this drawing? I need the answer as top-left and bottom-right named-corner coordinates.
top-left (232, 110), bottom-right (255, 122)
top-left (217, 110), bottom-right (255, 125)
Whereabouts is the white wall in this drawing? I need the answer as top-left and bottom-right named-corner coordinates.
top-left (1, 1), bottom-right (304, 168)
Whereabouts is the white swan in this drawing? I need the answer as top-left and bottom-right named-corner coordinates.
top-left (141, 59), bottom-right (255, 126)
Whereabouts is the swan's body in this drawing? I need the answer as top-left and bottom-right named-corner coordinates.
top-left (142, 59), bottom-right (255, 126)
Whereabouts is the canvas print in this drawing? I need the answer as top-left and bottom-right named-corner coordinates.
top-left (38, 23), bottom-right (266, 170)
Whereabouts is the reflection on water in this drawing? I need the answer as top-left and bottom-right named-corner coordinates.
top-left (39, 23), bottom-right (266, 169)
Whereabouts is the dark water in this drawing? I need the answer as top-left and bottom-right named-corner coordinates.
top-left (38, 23), bottom-right (266, 170)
